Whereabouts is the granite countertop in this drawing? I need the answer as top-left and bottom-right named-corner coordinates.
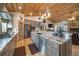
top-left (31, 31), bottom-right (72, 44)
top-left (0, 32), bottom-right (18, 51)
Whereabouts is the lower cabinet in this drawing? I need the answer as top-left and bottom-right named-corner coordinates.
top-left (31, 33), bottom-right (39, 48)
top-left (31, 32), bottom-right (72, 56)
top-left (0, 34), bottom-right (17, 56)
top-left (46, 39), bottom-right (72, 56)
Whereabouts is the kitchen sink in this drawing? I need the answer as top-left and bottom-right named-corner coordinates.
top-left (37, 32), bottom-right (42, 35)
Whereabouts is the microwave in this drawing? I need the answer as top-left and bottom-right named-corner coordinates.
top-left (48, 24), bottom-right (54, 28)
top-left (47, 24), bottom-right (54, 31)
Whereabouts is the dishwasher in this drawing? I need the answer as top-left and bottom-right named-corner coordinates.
top-left (38, 36), bottom-right (47, 56)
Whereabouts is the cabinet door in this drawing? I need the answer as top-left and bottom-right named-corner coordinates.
top-left (0, 48), bottom-right (6, 56)
top-left (52, 41), bottom-right (59, 50)
top-left (46, 46), bottom-right (52, 56)
top-left (46, 39), bottom-right (59, 56)
top-left (31, 33), bottom-right (39, 48)
top-left (51, 47), bottom-right (59, 56)
top-left (0, 43), bottom-right (9, 56)
top-left (31, 33), bottom-right (36, 44)
top-left (46, 40), bottom-right (52, 56)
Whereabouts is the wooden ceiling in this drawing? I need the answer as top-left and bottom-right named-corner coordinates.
top-left (3, 3), bottom-right (79, 22)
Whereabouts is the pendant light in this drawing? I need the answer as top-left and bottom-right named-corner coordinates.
top-left (43, 19), bottom-right (46, 23)
top-left (68, 12), bottom-right (75, 21)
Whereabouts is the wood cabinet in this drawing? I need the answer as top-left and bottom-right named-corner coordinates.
top-left (46, 40), bottom-right (59, 56)
top-left (46, 39), bottom-right (72, 56)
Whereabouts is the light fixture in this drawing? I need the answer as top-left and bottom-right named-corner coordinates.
top-left (68, 12), bottom-right (75, 21)
top-left (72, 17), bottom-right (76, 20)
top-left (68, 16), bottom-right (76, 21)
top-left (43, 19), bottom-right (46, 23)
top-left (68, 18), bottom-right (72, 21)
top-left (68, 17), bottom-right (75, 21)
top-left (18, 6), bottom-right (22, 10)
top-left (40, 9), bottom-right (51, 20)
top-left (39, 13), bottom-right (41, 16)
top-left (43, 13), bottom-right (46, 17)
top-left (47, 12), bottom-right (51, 17)
top-left (41, 15), bottom-right (44, 19)
top-left (46, 9), bottom-right (50, 12)
top-left (29, 12), bottom-right (32, 16)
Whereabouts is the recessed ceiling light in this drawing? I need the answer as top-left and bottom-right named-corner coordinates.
top-left (46, 9), bottom-right (50, 12)
top-left (39, 13), bottom-right (41, 15)
top-left (68, 18), bottom-right (72, 21)
top-left (43, 13), bottom-right (46, 17)
top-left (41, 15), bottom-right (44, 19)
top-left (29, 13), bottom-right (32, 16)
top-left (47, 12), bottom-right (51, 17)
top-left (18, 6), bottom-right (22, 10)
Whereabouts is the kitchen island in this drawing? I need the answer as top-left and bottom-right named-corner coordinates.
top-left (0, 32), bottom-right (17, 56)
top-left (31, 31), bottom-right (72, 56)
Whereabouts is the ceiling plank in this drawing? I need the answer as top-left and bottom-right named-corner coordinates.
top-left (4, 3), bottom-right (79, 22)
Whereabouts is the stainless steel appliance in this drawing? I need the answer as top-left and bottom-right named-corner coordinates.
top-left (0, 11), bottom-right (12, 36)
top-left (39, 36), bottom-right (47, 56)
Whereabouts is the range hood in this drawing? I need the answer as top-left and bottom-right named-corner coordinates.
top-left (0, 11), bottom-right (12, 36)
top-left (0, 10), bottom-right (12, 20)
top-left (0, 4), bottom-right (12, 36)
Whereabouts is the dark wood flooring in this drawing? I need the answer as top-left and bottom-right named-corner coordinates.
top-left (14, 38), bottom-right (79, 56)
top-left (13, 46), bottom-right (26, 56)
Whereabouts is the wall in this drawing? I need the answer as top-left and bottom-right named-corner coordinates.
top-left (3, 7), bottom-right (8, 12)
top-left (12, 13), bottom-right (19, 32)
top-left (25, 16), bottom-right (54, 29)
top-left (25, 16), bottom-right (43, 28)
top-left (69, 20), bottom-right (79, 28)
top-left (25, 16), bottom-right (43, 22)
top-left (11, 12), bottom-right (24, 33)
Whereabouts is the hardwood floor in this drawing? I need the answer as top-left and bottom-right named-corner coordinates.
top-left (24, 38), bottom-right (33, 56)
top-left (16, 38), bottom-right (79, 56)
top-left (16, 38), bottom-right (41, 56)
top-left (72, 45), bottom-right (79, 56)
top-left (24, 38), bottom-right (41, 56)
